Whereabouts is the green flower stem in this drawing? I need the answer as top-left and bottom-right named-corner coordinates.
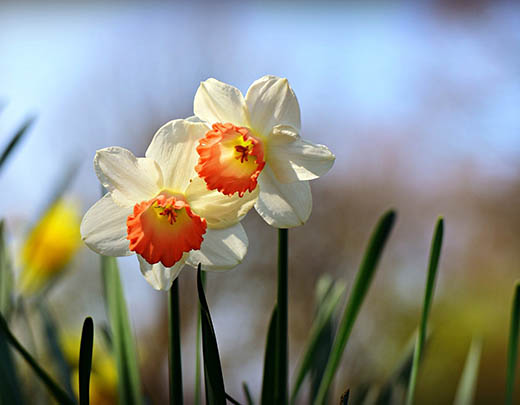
top-left (275, 228), bottom-right (289, 405)
top-left (194, 272), bottom-right (206, 405)
top-left (169, 278), bottom-right (183, 405)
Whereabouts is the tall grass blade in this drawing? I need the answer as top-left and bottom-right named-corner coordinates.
top-left (243, 382), bottom-right (254, 405)
top-left (405, 217), bottom-right (444, 405)
top-left (291, 277), bottom-right (346, 403)
top-left (79, 317), bottom-right (94, 405)
top-left (0, 117), bottom-right (34, 171)
top-left (0, 312), bottom-right (75, 405)
top-left (314, 210), bottom-right (396, 404)
top-left (261, 305), bottom-right (278, 405)
top-left (275, 228), bottom-right (289, 405)
top-left (197, 265), bottom-right (226, 405)
top-left (168, 278), bottom-right (183, 405)
top-left (454, 338), bottom-right (482, 405)
top-left (101, 256), bottom-right (142, 405)
top-left (505, 281), bottom-right (520, 405)
top-left (195, 271), bottom-right (206, 405)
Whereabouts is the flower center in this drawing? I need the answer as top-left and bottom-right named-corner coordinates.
top-left (195, 122), bottom-right (265, 197)
top-left (126, 191), bottom-right (207, 267)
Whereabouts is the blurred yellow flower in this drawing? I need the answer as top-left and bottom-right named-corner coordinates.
top-left (19, 199), bottom-right (81, 294)
top-left (62, 334), bottom-right (118, 405)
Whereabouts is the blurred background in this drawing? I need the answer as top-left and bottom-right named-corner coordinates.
top-left (1, 0), bottom-right (519, 403)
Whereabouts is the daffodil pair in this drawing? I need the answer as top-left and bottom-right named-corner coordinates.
top-left (81, 76), bottom-right (335, 290)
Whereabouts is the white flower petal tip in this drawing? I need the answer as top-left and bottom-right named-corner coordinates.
top-left (94, 146), bottom-right (163, 206)
top-left (268, 125), bottom-right (335, 183)
top-left (194, 78), bottom-right (248, 126)
top-left (137, 255), bottom-right (186, 291)
top-left (186, 224), bottom-right (248, 270)
top-left (80, 194), bottom-right (133, 257)
top-left (146, 119), bottom-right (208, 192)
top-left (255, 166), bottom-right (312, 228)
top-left (245, 75), bottom-right (301, 134)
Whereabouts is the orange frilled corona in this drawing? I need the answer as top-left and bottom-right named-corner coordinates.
top-left (126, 191), bottom-right (207, 267)
top-left (195, 122), bottom-right (265, 197)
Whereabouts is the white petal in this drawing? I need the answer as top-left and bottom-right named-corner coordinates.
top-left (186, 224), bottom-right (248, 270)
top-left (80, 194), bottom-right (133, 257)
top-left (245, 75), bottom-right (301, 135)
top-left (194, 78), bottom-right (249, 127)
top-left (267, 125), bottom-right (335, 183)
top-left (254, 165), bottom-right (312, 228)
top-left (137, 254), bottom-right (186, 291)
top-left (185, 176), bottom-right (258, 229)
top-left (146, 119), bottom-right (208, 192)
top-left (94, 147), bottom-right (163, 206)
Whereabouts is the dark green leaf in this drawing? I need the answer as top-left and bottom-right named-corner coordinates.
top-left (195, 272), bottom-right (206, 405)
top-left (0, 117), bottom-right (34, 171)
top-left (261, 305), bottom-right (278, 405)
top-left (197, 264), bottom-right (226, 405)
top-left (314, 210), bottom-right (396, 405)
top-left (168, 278), bottom-right (183, 405)
top-left (101, 256), bottom-right (142, 405)
top-left (291, 276), bottom-right (346, 403)
top-left (406, 217), bottom-right (444, 405)
top-left (79, 317), bottom-right (94, 405)
top-left (505, 281), bottom-right (520, 405)
top-left (275, 228), bottom-right (289, 405)
top-left (0, 312), bottom-right (75, 405)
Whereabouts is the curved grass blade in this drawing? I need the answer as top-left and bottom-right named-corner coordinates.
top-left (314, 210), bottom-right (396, 404)
top-left (168, 278), bottom-right (183, 405)
top-left (243, 382), bottom-right (254, 405)
top-left (79, 317), bottom-right (94, 405)
top-left (291, 277), bottom-right (346, 403)
top-left (505, 281), bottom-right (520, 405)
top-left (197, 264), bottom-right (226, 405)
top-left (405, 217), bottom-right (444, 405)
top-left (195, 272), bottom-right (206, 405)
top-left (226, 392), bottom-right (243, 405)
top-left (101, 256), bottom-right (142, 405)
top-left (0, 312), bottom-right (75, 405)
top-left (0, 117), bottom-right (34, 171)
top-left (454, 337), bottom-right (482, 405)
top-left (0, 307), bottom-right (24, 404)
top-left (275, 228), bottom-right (289, 405)
top-left (261, 305), bottom-right (278, 405)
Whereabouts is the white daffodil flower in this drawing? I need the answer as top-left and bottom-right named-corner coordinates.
top-left (193, 75), bottom-right (335, 228)
top-left (80, 119), bottom-right (257, 291)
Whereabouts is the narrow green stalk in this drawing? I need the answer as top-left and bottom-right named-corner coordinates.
top-left (454, 337), bottom-right (482, 405)
top-left (314, 210), bottom-right (396, 404)
top-left (275, 228), bottom-right (289, 405)
top-left (169, 278), bottom-right (183, 405)
top-left (505, 282), bottom-right (520, 405)
top-left (406, 217), bottom-right (444, 405)
top-left (194, 272), bottom-right (206, 405)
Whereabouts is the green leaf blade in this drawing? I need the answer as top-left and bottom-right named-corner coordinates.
top-left (314, 209), bottom-right (396, 405)
top-left (79, 317), bottom-right (94, 405)
top-left (261, 305), bottom-right (278, 405)
top-left (454, 338), bottom-right (482, 405)
top-left (101, 256), bottom-right (142, 405)
top-left (406, 217), bottom-right (444, 405)
top-left (0, 117), bottom-right (35, 171)
top-left (197, 265), bottom-right (226, 405)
